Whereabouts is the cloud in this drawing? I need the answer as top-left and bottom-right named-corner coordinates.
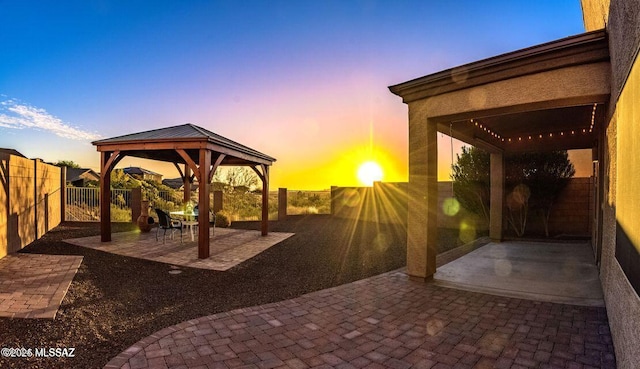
top-left (0, 99), bottom-right (101, 140)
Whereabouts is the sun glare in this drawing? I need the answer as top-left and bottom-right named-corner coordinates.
top-left (357, 161), bottom-right (384, 186)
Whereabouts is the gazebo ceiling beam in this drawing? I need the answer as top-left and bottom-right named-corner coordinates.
top-left (101, 150), bottom-right (123, 173)
top-left (209, 154), bottom-right (226, 183)
top-left (95, 141), bottom-right (272, 166)
top-left (176, 149), bottom-right (201, 183)
top-left (173, 162), bottom-right (185, 178)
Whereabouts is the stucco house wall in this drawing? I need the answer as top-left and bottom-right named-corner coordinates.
top-left (582, 0), bottom-right (640, 367)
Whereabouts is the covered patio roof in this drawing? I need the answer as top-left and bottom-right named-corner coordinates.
top-left (389, 29), bottom-right (609, 154)
top-left (93, 123), bottom-right (276, 259)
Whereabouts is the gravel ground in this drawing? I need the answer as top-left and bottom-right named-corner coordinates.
top-left (0, 215), bottom-right (469, 369)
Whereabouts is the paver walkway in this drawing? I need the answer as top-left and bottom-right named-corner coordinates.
top-left (0, 253), bottom-right (83, 319)
top-left (105, 270), bottom-right (615, 369)
top-left (65, 228), bottom-right (294, 271)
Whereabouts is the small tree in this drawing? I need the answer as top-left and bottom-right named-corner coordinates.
top-left (526, 151), bottom-right (575, 236)
top-left (451, 146), bottom-right (491, 222)
top-left (225, 167), bottom-right (258, 191)
top-left (54, 160), bottom-right (80, 168)
top-left (452, 147), bottom-right (575, 237)
top-left (212, 167), bottom-right (261, 220)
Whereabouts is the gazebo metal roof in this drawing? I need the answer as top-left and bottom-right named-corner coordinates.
top-left (93, 123), bottom-right (276, 166)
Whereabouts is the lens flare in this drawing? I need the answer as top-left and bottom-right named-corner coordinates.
top-left (357, 161), bottom-right (383, 186)
top-left (442, 197), bottom-right (461, 216)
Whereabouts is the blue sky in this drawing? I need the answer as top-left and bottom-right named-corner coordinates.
top-left (0, 1), bottom-right (586, 189)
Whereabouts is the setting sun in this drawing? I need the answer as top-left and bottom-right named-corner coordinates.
top-left (357, 161), bottom-right (384, 186)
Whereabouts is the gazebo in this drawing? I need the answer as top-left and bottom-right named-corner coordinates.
top-left (92, 123), bottom-right (276, 259)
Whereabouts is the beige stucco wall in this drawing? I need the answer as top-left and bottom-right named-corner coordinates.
top-left (607, 0), bottom-right (640, 101)
top-left (588, 1), bottom-right (640, 367)
top-left (413, 62), bottom-right (611, 120)
top-left (601, 53), bottom-right (640, 369)
top-left (0, 155), bottom-right (62, 259)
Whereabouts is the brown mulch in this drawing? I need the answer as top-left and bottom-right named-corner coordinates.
top-left (0, 215), bottom-right (475, 369)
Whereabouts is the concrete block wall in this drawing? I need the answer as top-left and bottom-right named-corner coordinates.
top-left (330, 186), bottom-right (377, 221)
top-left (0, 154), bottom-right (62, 259)
top-left (546, 177), bottom-right (593, 235)
top-left (330, 178), bottom-right (592, 235)
top-left (330, 182), bottom-right (486, 230)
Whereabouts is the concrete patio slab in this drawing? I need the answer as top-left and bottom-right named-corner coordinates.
top-left (0, 253), bottom-right (83, 319)
top-left (434, 241), bottom-right (604, 306)
top-left (104, 269), bottom-right (615, 369)
top-left (64, 228), bottom-right (294, 271)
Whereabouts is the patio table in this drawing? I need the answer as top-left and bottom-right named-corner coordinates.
top-left (170, 210), bottom-right (199, 241)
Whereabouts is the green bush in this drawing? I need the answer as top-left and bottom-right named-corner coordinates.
top-left (110, 204), bottom-right (132, 222)
top-left (215, 212), bottom-right (231, 228)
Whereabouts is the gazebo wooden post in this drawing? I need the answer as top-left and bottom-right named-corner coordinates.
top-left (100, 151), bottom-right (113, 242)
top-left (183, 164), bottom-right (191, 205)
top-left (197, 149), bottom-right (211, 259)
top-left (251, 165), bottom-right (270, 236)
top-left (261, 165), bottom-right (269, 236)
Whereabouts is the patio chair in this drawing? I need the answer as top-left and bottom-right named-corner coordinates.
top-left (194, 205), bottom-right (216, 237)
top-left (155, 209), bottom-right (183, 243)
top-left (209, 211), bottom-right (216, 237)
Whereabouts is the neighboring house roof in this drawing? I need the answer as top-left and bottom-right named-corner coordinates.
top-left (66, 168), bottom-right (100, 183)
top-left (123, 167), bottom-right (162, 177)
top-left (162, 178), bottom-right (199, 191)
top-left (162, 178), bottom-right (184, 189)
top-left (0, 148), bottom-right (26, 158)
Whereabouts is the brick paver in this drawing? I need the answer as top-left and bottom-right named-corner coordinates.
top-left (0, 253), bottom-right (83, 319)
top-left (64, 228), bottom-right (294, 271)
top-left (104, 270), bottom-right (616, 368)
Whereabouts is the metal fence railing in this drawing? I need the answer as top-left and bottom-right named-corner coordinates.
top-left (65, 187), bottom-right (332, 222)
top-left (65, 187), bottom-right (132, 222)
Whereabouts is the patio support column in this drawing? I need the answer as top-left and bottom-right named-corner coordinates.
top-left (407, 111), bottom-right (438, 280)
top-left (197, 149), bottom-right (211, 259)
top-left (490, 152), bottom-right (504, 241)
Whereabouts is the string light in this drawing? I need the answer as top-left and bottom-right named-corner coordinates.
top-left (469, 119), bottom-right (502, 142)
top-left (468, 104), bottom-right (598, 145)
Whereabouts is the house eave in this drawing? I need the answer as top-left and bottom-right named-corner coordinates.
top-left (389, 29), bottom-right (609, 103)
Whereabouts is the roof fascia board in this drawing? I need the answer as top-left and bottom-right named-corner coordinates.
top-left (389, 30), bottom-right (609, 103)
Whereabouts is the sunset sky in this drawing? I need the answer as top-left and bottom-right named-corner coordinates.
top-left (0, 1), bottom-right (587, 190)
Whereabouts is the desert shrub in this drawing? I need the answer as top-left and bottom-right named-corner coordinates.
top-left (110, 204), bottom-right (132, 222)
top-left (215, 212), bottom-right (231, 228)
